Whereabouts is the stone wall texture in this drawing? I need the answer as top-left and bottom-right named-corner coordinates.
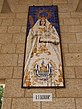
top-left (0, 0), bottom-right (82, 109)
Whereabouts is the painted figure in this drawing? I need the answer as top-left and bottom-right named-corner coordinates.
top-left (23, 17), bottom-right (64, 87)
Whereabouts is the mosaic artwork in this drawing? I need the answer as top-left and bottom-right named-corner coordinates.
top-left (22, 6), bottom-right (65, 88)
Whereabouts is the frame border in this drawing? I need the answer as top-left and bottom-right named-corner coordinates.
top-left (21, 5), bottom-right (65, 89)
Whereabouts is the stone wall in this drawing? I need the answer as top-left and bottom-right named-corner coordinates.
top-left (0, 0), bottom-right (82, 109)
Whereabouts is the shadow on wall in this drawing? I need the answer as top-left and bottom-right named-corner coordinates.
top-left (77, 0), bottom-right (82, 12)
top-left (1, 0), bottom-right (11, 13)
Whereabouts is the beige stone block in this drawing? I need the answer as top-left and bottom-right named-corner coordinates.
top-left (59, 18), bottom-right (64, 25)
top-left (62, 44), bottom-right (68, 53)
top-left (72, 0), bottom-right (78, 10)
top-left (65, 53), bottom-right (82, 66)
top-left (13, 67), bottom-right (23, 78)
top-left (4, 79), bottom-right (24, 97)
top-left (73, 0), bottom-right (80, 11)
top-left (0, 33), bottom-right (12, 44)
top-left (16, 44), bottom-right (24, 53)
top-left (12, 33), bottom-right (25, 43)
top-left (60, 26), bottom-right (69, 32)
top-left (2, 19), bottom-right (13, 26)
top-left (18, 0), bottom-right (39, 5)
top-left (13, 19), bottom-right (27, 26)
top-left (2, 98), bottom-right (11, 109)
top-left (64, 18), bottom-right (80, 25)
top-left (68, 0), bottom-right (73, 3)
top-left (14, 5), bottom-right (28, 12)
top-left (58, 4), bottom-right (72, 12)
top-left (25, 89), bottom-right (55, 97)
top-left (53, 0), bottom-right (68, 3)
top-left (21, 26), bottom-right (26, 33)
top-left (42, 98), bottom-right (75, 109)
top-left (0, 13), bottom-right (15, 19)
top-left (0, 19), bottom-right (2, 25)
top-left (68, 26), bottom-right (82, 32)
top-left (8, 26), bottom-right (21, 33)
top-left (56, 79), bottom-right (82, 97)
top-left (0, 26), bottom-right (7, 33)
top-left (12, 98), bottom-right (40, 109)
top-left (39, 0), bottom-right (53, 5)
top-left (80, 18), bottom-right (82, 24)
top-left (75, 67), bottom-right (82, 78)
top-left (64, 67), bottom-right (75, 78)
top-left (1, 44), bottom-right (16, 53)
top-left (61, 33), bottom-right (76, 43)
top-left (18, 54), bottom-right (24, 66)
top-left (16, 13), bottom-right (27, 19)
top-left (0, 0), bottom-right (4, 5)
top-left (76, 98), bottom-right (82, 109)
top-left (0, 44), bottom-right (1, 52)
top-left (71, 12), bottom-right (82, 18)
top-left (69, 44), bottom-right (82, 52)
top-left (13, 0), bottom-right (19, 4)
top-left (0, 5), bottom-right (2, 13)
top-left (0, 67), bottom-right (13, 79)
top-left (0, 54), bottom-right (18, 66)
top-left (76, 33), bottom-right (82, 43)
top-left (59, 12), bottom-right (71, 18)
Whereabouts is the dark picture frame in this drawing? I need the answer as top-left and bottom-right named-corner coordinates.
top-left (22, 5), bottom-right (65, 88)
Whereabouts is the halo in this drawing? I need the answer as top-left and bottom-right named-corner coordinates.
top-left (35, 9), bottom-right (52, 19)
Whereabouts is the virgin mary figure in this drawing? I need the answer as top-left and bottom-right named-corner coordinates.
top-left (23, 17), bottom-right (64, 87)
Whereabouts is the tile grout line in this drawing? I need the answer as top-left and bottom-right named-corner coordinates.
top-left (2, 97), bottom-right (82, 99)
top-left (74, 98), bottom-right (77, 109)
top-left (10, 97), bottom-right (13, 109)
top-left (74, 67), bottom-right (77, 78)
top-left (40, 101), bottom-right (42, 109)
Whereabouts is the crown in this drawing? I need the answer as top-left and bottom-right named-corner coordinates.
top-left (40, 63), bottom-right (48, 72)
top-left (40, 16), bottom-right (46, 20)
